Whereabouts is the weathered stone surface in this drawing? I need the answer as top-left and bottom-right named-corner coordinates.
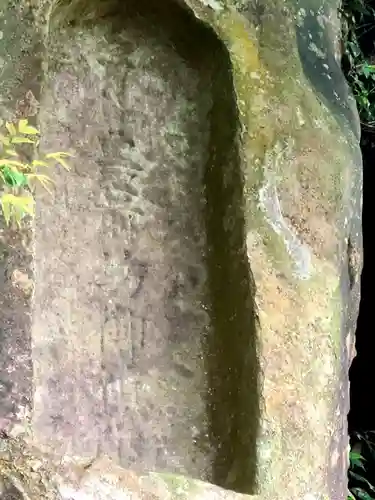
top-left (0, 0), bottom-right (41, 437)
top-left (33, 0), bottom-right (215, 478)
top-left (0, 0), bottom-right (362, 499)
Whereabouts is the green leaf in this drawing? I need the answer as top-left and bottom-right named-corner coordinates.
top-left (363, 65), bottom-right (371, 78)
top-left (23, 126), bottom-right (40, 135)
top-left (11, 136), bottom-right (37, 144)
top-left (362, 64), bottom-right (375, 78)
top-left (1, 166), bottom-right (28, 187)
top-left (0, 134), bottom-right (10, 147)
top-left (5, 122), bottom-right (17, 136)
top-left (350, 451), bottom-right (366, 470)
top-left (17, 119), bottom-right (29, 133)
top-left (21, 126), bottom-right (39, 135)
top-left (350, 487), bottom-right (374, 500)
top-left (31, 159), bottom-right (51, 168)
top-left (349, 471), bottom-right (375, 494)
top-left (45, 152), bottom-right (73, 158)
top-left (56, 158), bottom-right (71, 170)
top-left (26, 173), bottom-right (54, 194)
top-left (0, 194), bottom-right (11, 225)
top-left (0, 159), bottom-right (28, 169)
top-left (0, 193), bottom-right (34, 226)
top-left (4, 149), bottom-right (19, 157)
top-left (45, 151), bottom-right (73, 170)
top-left (17, 118), bottom-right (40, 135)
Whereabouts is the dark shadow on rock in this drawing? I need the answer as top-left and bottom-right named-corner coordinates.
top-left (346, 0), bottom-right (375, 436)
top-left (343, 1), bottom-right (375, 495)
top-left (202, 29), bottom-right (260, 495)
top-left (348, 135), bottom-right (372, 434)
top-left (295, 4), bottom-right (359, 140)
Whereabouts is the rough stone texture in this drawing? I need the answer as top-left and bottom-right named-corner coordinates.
top-left (33, 13), bottom-right (213, 479)
top-left (0, 0), bottom-right (363, 499)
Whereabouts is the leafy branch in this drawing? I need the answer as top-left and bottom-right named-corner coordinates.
top-left (0, 118), bottom-right (73, 227)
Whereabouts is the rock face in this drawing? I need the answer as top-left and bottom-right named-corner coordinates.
top-left (0, 0), bottom-right (362, 499)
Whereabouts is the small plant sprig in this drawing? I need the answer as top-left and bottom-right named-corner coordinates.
top-left (348, 449), bottom-right (373, 499)
top-left (341, 0), bottom-right (375, 128)
top-left (0, 118), bottom-right (73, 227)
top-left (348, 432), bottom-right (375, 500)
top-left (344, 36), bottom-right (375, 125)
